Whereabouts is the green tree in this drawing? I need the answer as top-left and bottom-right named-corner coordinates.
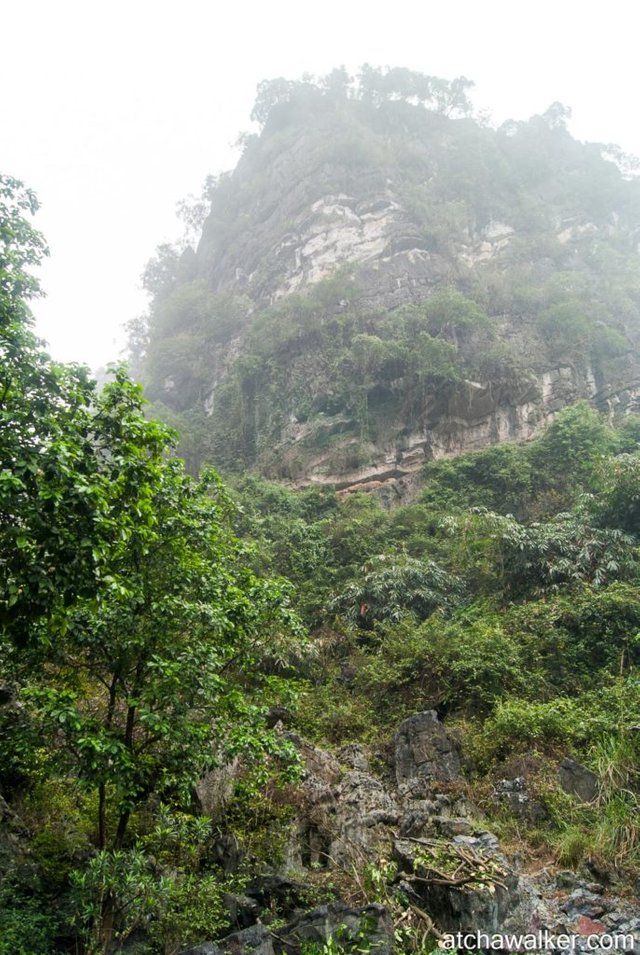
top-left (0, 178), bottom-right (304, 951)
top-left (13, 372), bottom-right (302, 850)
top-left (330, 552), bottom-right (462, 627)
top-left (1, 176), bottom-right (105, 643)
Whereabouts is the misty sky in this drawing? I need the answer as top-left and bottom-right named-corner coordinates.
top-left (3, 0), bottom-right (640, 370)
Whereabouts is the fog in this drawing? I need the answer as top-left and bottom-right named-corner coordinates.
top-left (3, 0), bottom-right (639, 368)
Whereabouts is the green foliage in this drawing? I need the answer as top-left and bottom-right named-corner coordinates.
top-left (528, 402), bottom-right (614, 493)
top-left (7, 76), bottom-right (640, 947)
top-left (250, 66), bottom-right (474, 132)
top-left (354, 609), bottom-right (527, 720)
top-left (0, 176), bottom-right (309, 952)
top-left (15, 415), bottom-right (303, 849)
top-left (416, 288), bottom-right (494, 338)
top-left (0, 874), bottom-right (62, 955)
top-left (147, 873), bottom-right (230, 954)
top-left (300, 915), bottom-right (385, 954)
top-left (0, 221), bottom-right (104, 642)
top-left (330, 553), bottom-right (462, 626)
top-left (595, 452), bottom-right (640, 532)
top-left (70, 849), bottom-right (165, 954)
top-left (136, 66), bottom-right (640, 480)
top-left (0, 175), bottom-right (48, 322)
top-left (68, 807), bottom-right (246, 954)
top-left (421, 442), bottom-right (534, 516)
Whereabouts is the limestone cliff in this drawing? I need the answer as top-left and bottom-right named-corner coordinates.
top-left (138, 71), bottom-right (640, 489)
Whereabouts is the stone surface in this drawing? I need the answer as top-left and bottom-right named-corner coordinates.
top-left (143, 88), bottom-right (640, 492)
top-left (222, 893), bottom-right (261, 931)
top-left (181, 717), bottom-right (640, 952)
top-left (558, 757), bottom-right (599, 803)
top-left (180, 903), bottom-right (394, 955)
top-left (180, 944), bottom-right (224, 955)
top-left (329, 769), bottom-right (400, 864)
top-left (392, 836), bottom-right (519, 934)
top-left (494, 776), bottom-right (549, 822)
top-left (394, 711), bottom-right (461, 785)
top-left (282, 902), bottom-right (394, 955)
top-left (217, 924), bottom-right (274, 955)
top-left (561, 888), bottom-right (609, 920)
top-left (337, 742), bottom-right (370, 772)
top-left (196, 758), bottom-right (241, 815)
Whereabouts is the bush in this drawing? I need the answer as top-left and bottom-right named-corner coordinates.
top-left (0, 882), bottom-right (61, 955)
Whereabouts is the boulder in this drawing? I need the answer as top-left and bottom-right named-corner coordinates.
top-left (561, 888), bottom-right (609, 920)
top-left (283, 902), bottom-right (394, 954)
top-left (558, 758), bottom-right (599, 803)
top-left (392, 837), bottom-right (518, 934)
top-left (337, 743), bottom-right (370, 772)
top-left (196, 758), bottom-right (241, 816)
top-left (180, 944), bottom-right (224, 955)
top-left (218, 925), bottom-right (274, 955)
top-left (180, 902), bottom-right (394, 955)
top-left (244, 875), bottom-right (307, 915)
top-left (329, 770), bottom-right (400, 865)
top-left (222, 893), bottom-right (261, 931)
top-left (394, 711), bottom-right (461, 785)
top-left (494, 776), bottom-right (549, 822)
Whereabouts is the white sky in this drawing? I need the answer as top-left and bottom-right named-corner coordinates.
top-left (3, 0), bottom-right (640, 370)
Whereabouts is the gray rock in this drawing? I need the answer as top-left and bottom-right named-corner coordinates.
top-left (494, 776), bottom-right (549, 822)
top-left (329, 770), bottom-right (400, 864)
top-left (398, 803), bottom-right (439, 836)
top-left (211, 832), bottom-right (242, 874)
top-left (586, 883), bottom-right (605, 895)
top-left (394, 711), bottom-right (461, 785)
top-left (283, 902), bottom-right (394, 955)
top-left (196, 758), bottom-right (241, 815)
top-left (180, 944), bottom-right (224, 955)
top-left (558, 758), bottom-right (599, 803)
top-left (0, 792), bottom-right (27, 864)
top-left (430, 816), bottom-right (474, 838)
top-left (337, 743), bottom-right (370, 772)
top-left (181, 902), bottom-right (394, 955)
top-left (392, 837), bottom-right (518, 933)
top-left (393, 833), bottom-right (520, 933)
top-left (222, 893), bottom-right (261, 930)
top-left (217, 924), bottom-right (274, 955)
top-left (453, 831), bottom-right (500, 852)
top-left (244, 875), bottom-right (306, 912)
top-left (555, 870), bottom-right (580, 890)
top-left (561, 888), bottom-right (609, 919)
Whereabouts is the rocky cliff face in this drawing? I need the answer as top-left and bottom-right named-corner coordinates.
top-left (139, 77), bottom-right (640, 488)
top-left (179, 713), bottom-right (640, 954)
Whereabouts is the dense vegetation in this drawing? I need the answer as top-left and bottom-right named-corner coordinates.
top-left (0, 176), bottom-right (302, 954)
top-left (3, 68), bottom-right (640, 954)
top-left (226, 401), bottom-right (640, 880)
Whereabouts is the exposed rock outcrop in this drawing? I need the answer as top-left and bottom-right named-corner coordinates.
top-left (140, 86), bottom-right (640, 486)
top-left (188, 710), bottom-right (640, 954)
top-left (180, 903), bottom-right (395, 955)
top-left (394, 710), bottom-right (461, 786)
top-left (558, 758), bottom-right (600, 804)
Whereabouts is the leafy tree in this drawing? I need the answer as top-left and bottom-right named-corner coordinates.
top-left (423, 288), bottom-right (493, 341)
top-left (0, 177), bottom-right (304, 951)
top-left (0, 175), bottom-right (48, 324)
top-left (528, 401), bottom-right (614, 493)
top-left (330, 552), bottom-right (462, 627)
top-left (7, 370), bottom-right (302, 850)
top-left (594, 453), bottom-right (640, 533)
top-left (0, 177), bottom-right (105, 642)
